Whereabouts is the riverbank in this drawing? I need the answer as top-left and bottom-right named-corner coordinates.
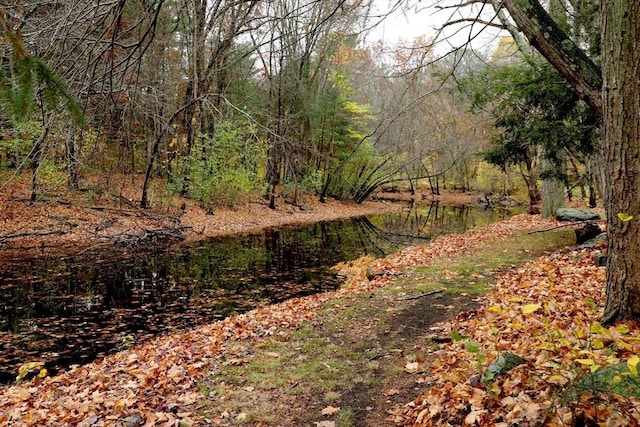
top-left (1, 213), bottom-right (617, 426)
top-left (0, 173), bottom-right (477, 261)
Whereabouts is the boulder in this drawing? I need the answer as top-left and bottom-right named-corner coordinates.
top-left (575, 222), bottom-right (603, 244)
top-left (556, 208), bottom-right (601, 222)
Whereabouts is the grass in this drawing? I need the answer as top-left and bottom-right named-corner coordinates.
top-left (392, 228), bottom-right (576, 297)
top-left (197, 228), bottom-right (576, 425)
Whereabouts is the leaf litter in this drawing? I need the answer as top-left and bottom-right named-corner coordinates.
top-left (0, 213), bottom-right (625, 426)
top-left (394, 227), bottom-right (640, 426)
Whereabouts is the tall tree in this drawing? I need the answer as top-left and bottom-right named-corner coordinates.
top-left (599, 0), bottom-right (640, 323)
top-left (495, 0), bottom-right (638, 323)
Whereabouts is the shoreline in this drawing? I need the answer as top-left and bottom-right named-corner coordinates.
top-left (0, 181), bottom-right (478, 262)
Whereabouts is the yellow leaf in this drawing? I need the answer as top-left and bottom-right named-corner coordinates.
top-left (628, 355), bottom-right (640, 376)
top-left (592, 338), bottom-right (604, 349)
top-left (617, 339), bottom-right (633, 351)
top-left (522, 304), bottom-right (541, 314)
top-left (618, 212), bottom-right (634, 222)
top-left (548, 375), bottom-right (565, 384)
top-left (616, 325), bottom-right (631, 334)
top-left (590, 323), bottom-right (608, 335)
top-left (536, 342), bottom-right (556, 351)
top-left (488, 305), bottom-right (503, 313)
top-left (16, 361), bottom-right (44, 382)
top-left (546, 278), bottom-right (556, 290)
top-left (508, 297), bottom-right (525, 303)
top-left (576, 358), bottom-right (595, 365)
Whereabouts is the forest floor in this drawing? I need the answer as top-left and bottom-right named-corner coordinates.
top-left (2, 173), bottom-right (632, 426)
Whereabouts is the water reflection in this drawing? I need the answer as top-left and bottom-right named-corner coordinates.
top-left (0, 202), bottom-right (517, 382)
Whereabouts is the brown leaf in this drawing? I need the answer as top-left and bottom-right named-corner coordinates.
top-left (321, 406), bottom-right (340, 415)
top-left (384, 388), bottom-right (400, 396)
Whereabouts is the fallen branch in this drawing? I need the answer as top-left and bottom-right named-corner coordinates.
top-left (527, 220), bottom-right (597, 234)
top-left (0, 229), bottom-right (69, 241)
top-left (396, 288), bottom-right (446, 301)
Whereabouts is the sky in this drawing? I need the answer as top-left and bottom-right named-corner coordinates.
top-left (367, 0), bottom-right (508, 56)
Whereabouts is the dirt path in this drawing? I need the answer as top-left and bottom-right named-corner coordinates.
top-left (335, 292), bottom-right (480, 426)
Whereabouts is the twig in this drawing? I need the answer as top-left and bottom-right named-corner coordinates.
top-left (527, 220), bottom-right (598, 234)
top-left (285, 382), bottom-right (300, 393)
top-left (396, 288), bottom-right (446, 301)
top-left (0, 229), bottom-right (68, 241)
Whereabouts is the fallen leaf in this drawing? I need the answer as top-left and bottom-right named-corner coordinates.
top-left (522, 304), bottom-right (541, 314)
top-left (405, 361), bottom-right (419, 373)
top-left (385, 388), bottom-right (400, 396)
top-left (628, 355), bottom-right (640, 376)
top-left (321, 406), bottom-right (340, 415)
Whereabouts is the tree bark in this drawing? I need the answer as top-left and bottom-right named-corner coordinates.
top-left (601, 0), bottom-right (640, 323)
top-left (541, 155), bottom-right (565, 218)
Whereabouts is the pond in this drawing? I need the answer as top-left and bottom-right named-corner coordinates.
top-left (0, 201), bottom-right (517, 383)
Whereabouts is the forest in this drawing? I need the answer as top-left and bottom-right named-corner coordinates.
top-left (0, 0), bottom-right (601, 213)
top-left (2, 0), bottom-right (640, 425)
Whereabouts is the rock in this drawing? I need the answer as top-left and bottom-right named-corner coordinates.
top-left (594, 253), bottom-right (608, 267)
top-left (580, 232), bottom-right (607, 248)
top-left (575, 222), bottom-right (602, 244)
top-left (556, 208), bottom-right (601, 222)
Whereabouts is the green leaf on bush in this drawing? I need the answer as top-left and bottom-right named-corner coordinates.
top-left (564, 363), bottom-right (640, 404)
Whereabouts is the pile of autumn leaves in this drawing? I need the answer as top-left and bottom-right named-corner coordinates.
top-left (392, 230), bottom-right (640, 425)
top-left (1, 213), bottom-right (638, 426)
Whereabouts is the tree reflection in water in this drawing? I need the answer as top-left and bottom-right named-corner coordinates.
top-left (0, 202), bottom-right (517, 382)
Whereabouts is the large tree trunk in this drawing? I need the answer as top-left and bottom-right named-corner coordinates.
top-left (499, 0), bottom-right (640, 323)
top-left (601, 0), bottom-right (640, 324)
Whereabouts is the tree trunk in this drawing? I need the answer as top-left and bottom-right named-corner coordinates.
top-left (541, 178), bottom-right (564, 218)
top-left (541, 156), bottom-right (565, 218)
top-left (601, 0), bottom-right (640, 323)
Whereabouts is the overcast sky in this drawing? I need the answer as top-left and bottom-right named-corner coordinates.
top-left (367, 1), bottom-right (508, 55)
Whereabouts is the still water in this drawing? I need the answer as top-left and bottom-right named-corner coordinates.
top-left (0, 202), bottom-right (515, 382)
